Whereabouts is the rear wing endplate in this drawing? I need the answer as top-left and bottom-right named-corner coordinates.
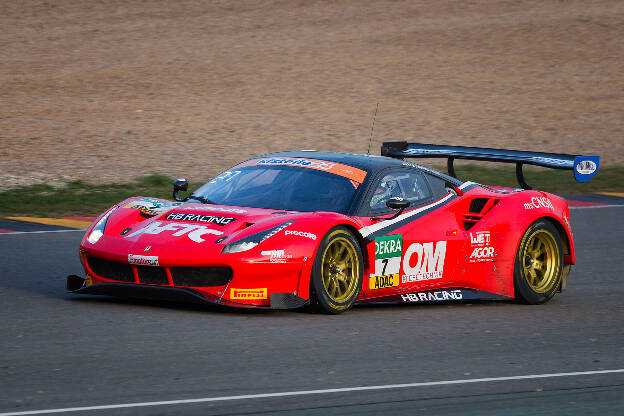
top-left (381, 141), bottom-right (599, 190)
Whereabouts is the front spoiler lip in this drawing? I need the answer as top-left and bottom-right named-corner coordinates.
top-left (66, 275), bottom-right (307, 309)
top-left (67, 275), bottom-right (223, 305)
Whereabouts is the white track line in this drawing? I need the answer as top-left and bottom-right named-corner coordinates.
top-left (569, 204), bottom-right (624, 210)
top-left (0, 229), bottom-right (85, 236)
top-left (2, 369), bottom-right (623, 416)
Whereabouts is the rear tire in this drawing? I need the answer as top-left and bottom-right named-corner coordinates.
top-left (309, 227), bottom-right (363, 314)
top-left (513, 220), bottom-right (564, 304)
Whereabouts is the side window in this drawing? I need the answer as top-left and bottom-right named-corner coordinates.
top-left (369, 170), bottom-right (432, 211)
top-left (423, 173), bottom-right (449, 200)
top-left (370, 174), bottom-right (403, 210)
top-left (400, 172), bottom-right (431, 202)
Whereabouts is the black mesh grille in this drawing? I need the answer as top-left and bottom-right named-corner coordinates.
top-left (87, 257), bottom-right (134, 282)
top-left (171, 267), bottom-right (233, 287)
top-left (137, 266), bottom-right (169, 285)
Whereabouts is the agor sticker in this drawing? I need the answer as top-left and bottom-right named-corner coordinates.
top-left (370, 234), bottom-right (402, 290)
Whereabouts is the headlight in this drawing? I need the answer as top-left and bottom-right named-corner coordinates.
top-left (87, 206), bottom-right (118, 244)
top-left (222, 221), bottom-right (294, 254)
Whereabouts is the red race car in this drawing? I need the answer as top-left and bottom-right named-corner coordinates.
top-left (67, 142), bottom-right (599, 314)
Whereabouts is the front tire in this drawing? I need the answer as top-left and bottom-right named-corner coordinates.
top-left (513, 219), bottom-right (564, 304)
top-left (309, 227), bottom-right (363, 314)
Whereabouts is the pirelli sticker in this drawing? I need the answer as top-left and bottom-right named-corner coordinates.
top-left (230, 288), bottom-right (268, 300)
top-left (370, 234), bottom-right (402, 290)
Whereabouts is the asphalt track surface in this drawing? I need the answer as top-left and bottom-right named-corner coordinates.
top-left (2, 206), bottom-right (624, 415)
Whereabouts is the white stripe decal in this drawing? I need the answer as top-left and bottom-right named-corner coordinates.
top-left (458, 181), bottom-right (479, 190)
top-left (1, 369), bottom-right (623, 416)
top-left (359, 193), bottom-right (454, 238)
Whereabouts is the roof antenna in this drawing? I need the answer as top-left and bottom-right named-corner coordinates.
top-left (367, 103), bottom-right (379, 155)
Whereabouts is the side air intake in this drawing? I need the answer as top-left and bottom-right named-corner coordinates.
top-left (463, 198), bottom-right (499, 230)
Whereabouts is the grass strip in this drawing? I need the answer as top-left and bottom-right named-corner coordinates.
top-left (447, 163), bottom-right (624, 195)
top-left (1, 166), bottom-right (622, 218)
top-left (0, 174), bottom-right (199, 218)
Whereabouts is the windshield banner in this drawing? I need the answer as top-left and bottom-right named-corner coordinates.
top-left (237, 157), bottom-right (367, 184)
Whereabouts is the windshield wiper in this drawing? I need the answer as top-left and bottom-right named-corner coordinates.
top-left (189, 195), bottom-right (214, 205)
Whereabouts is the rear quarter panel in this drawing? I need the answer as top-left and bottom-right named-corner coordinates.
top-left (456, 188), bottom-right (573, 297)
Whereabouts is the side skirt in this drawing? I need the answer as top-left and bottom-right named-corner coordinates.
top-left (356, 288), bottom-right (512, 305)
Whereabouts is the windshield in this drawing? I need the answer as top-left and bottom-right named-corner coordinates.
top-left (190, 165), bottom-right (360, 213)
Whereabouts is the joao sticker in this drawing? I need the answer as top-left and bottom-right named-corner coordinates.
top-left (165, 212), bottom-right (236, 225)
top-left (125, 221), bottom-right (223, 243)
top-left (371, 234), bottom-right (403, 289)
top-left (401, 241), bottom-right (447, 282)
top-left (128, 254), bottom-right (159, 266)
top-left (230, 288), bottom-right (268, 300)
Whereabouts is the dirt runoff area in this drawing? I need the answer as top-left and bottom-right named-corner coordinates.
top-left (1, 0), bottom-right (622, 190)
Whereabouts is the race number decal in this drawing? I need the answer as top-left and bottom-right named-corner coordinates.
top-left (370, 234), bottom-right (402, 290)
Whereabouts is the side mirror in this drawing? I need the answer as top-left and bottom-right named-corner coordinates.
top-left (173, 178), bottom-right (188, 202)
top-left (372, 198), bottom-right (411, 221)
top-left (386, 197), bottom-right (410, 210)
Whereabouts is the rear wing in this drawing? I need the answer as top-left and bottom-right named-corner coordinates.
top-left (381, 141), bottom-right (600, 190)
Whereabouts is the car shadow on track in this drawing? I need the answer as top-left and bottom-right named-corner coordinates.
top-left (65, 295), bottom-right (279, 315)
top-left (64, 293), bottom-right (516, 317)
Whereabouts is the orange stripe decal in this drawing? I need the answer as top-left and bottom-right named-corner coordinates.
top-left (238, 157), bottom-right (367, 183)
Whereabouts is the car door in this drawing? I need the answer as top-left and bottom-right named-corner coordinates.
top-left (361, 168), bottom-right (466, 300)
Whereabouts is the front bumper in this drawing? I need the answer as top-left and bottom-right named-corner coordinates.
top-left (66, 275), bottom-right (307, 309)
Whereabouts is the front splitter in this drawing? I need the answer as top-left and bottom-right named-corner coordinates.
top-left (66, 275), bottom-right (307, 309)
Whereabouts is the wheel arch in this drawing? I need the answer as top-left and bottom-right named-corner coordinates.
top-left (339, 223), bottom-right (370, 271)
top-left (306, 223), bottom-right (366, 313)
top-left (541, 216), bottom-right (572, 262)
top-left (541, 215), bottom-right (573, 291)
top-left (296, 221), bottom-right (367, 301)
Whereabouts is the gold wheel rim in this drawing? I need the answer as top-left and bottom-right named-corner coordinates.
top-left (522, 230), bottom-right (560, 293)
top-left (321, 236), bottom-right (359, 303)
